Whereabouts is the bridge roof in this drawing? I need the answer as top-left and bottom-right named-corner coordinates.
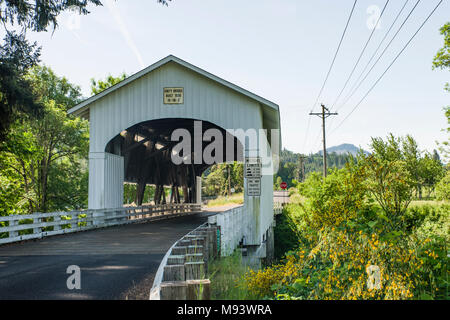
top-left (68, 55), bottom-right (280, 125)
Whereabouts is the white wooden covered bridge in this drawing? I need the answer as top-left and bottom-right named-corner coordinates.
top-left (66, 55), bottom-right (281, 255)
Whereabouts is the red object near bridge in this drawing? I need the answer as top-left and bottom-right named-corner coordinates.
top-left (280, 182), bottom-right (288, 190)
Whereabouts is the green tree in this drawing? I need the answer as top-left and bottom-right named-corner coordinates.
top-left (435, 171), bottom-right (450, 200)
top-left (363, 155), bottom-right (414, 226)
top-left (91, 73), bottom-right (127, 95)
top-left (419, 152), bottom-right (445, 197)
top-left (0, 0), bottom-right (171, 142)
top-left (437, 107), bottom-right (450, 162)
top-left (31, 65), bottom-right (83, 109)
top-left (402, 135), bottom-right (423, 199)
top-left (370, 134), bottom-right (442, 199)
top-left (298, 161), bottom-right (369, 229)
top-left (433, 23), bottom-right (450, 160)
top-left (274, 148), bottom-right (352, 189)
top-left (274, 176), bottom-right (282, 191)
top-left (202, 162), bottom-right (243, 196)
top-left (0, 32), bottom-right (42, 143)
top-left (0, 0), bottom-right (102, 142)
top-left (0, 66), bottom-right (89, 213)
top-left (433, 22), bottom-right (450, 72)
top-left (363, 134), bottom-right (419, 226)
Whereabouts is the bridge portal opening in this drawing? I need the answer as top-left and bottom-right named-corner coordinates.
top-left (105, 118), bottom-right (244, 206)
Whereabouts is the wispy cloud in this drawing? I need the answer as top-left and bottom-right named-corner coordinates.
top-left (104, 0), bottom-right (145, 69)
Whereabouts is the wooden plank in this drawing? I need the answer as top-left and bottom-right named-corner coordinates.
top-left (160, 281), bottom-right (187, 300)
top-left (172, 246), bottom-right (188, 255)
top-left (187, 245), bottom-right (203, 255)
top-left (163, 265), bottom-right (185, 281)
top-left (186, 279), bottom-right (211, 300)
top-left (185, 262), bottom-right (205, 280)
top-left (185, 253), bottom-right (203, 263)
top-left (167, 255), bottom-right (185, 265)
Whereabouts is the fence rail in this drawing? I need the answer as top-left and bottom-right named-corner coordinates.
top-left (274, 202), bottom-right (283, 215)
top-left (273, 190), bottom-right (290, 205)
top-left (0, 203), bottom-right (202, 245)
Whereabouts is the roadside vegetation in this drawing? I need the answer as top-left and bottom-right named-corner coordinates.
top-left (221, 23), bottom-right (449, 300)
top-left (208, 251), bottom-right (258, 300)
top-left (205, 193), bottom-right (244, 208)
top-left (241, 134), bottom-right (449, 300)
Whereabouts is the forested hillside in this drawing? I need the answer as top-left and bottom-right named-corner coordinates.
top-left (274, 148), bottom-right (354, 189)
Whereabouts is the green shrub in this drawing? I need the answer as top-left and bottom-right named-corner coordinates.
top-left (435, 171), bottom-right (450, 200)
top-left (408, 203), bottom-right (450, 240)
top-left (274, 206), bottom-right (301, 260)
top-left (246, 157), bottom-right (448, 300)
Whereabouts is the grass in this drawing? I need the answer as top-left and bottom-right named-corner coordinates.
top-left (206, 193), bottom-right (244, 208)
top-left (290, 187), bottom-right (448, 208)
top-left (208, 250), bottom-right (258, 300)
top-left (409, 199), bottom-right (449, 207)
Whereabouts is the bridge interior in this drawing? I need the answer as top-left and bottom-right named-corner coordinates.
top-left (105, 118), bottom-right (243, 205)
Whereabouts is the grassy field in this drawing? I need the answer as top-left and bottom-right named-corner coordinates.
top-left (206, 193), bottom-right (244, 207)
top-left (410, 199), bottom-right (449, 207)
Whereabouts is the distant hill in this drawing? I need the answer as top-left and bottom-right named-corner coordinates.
top-left (318, 143), bottom-right (369, 156)
top-left (276, 148), bottom-right (354, 186)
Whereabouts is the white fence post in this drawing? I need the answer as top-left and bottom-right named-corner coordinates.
top-left (71, 213), bottom-right (77, 230)
top-left (54, 215), bottom-right (61, 231)
top-left (33, 216), bottom-right (41, 237)
top-left (9, 219), bottom-right (18, 238)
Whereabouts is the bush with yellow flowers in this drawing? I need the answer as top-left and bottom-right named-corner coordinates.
top-left (244, 211), bottom-right (448, 300)
top-left (242, 157), bottom-right (449, 300)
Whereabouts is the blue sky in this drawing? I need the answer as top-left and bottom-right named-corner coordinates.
top-left (13, 0), bottom-right (449, 154)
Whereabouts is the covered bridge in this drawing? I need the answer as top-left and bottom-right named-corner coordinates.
top-left (68, 55), bottom-right (281, 248)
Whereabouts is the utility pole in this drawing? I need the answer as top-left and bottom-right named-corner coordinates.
top-left (310, 104), bottom-right (337, 177)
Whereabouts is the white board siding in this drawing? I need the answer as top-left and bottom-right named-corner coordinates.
top-left (89, 62), bottom-right (264, 153)
top-left (89, 152), bottom-right (124, 209)
top-left (104, 153), bottom-right (124, 209)
top-left (81, 59), bottom-right (277, 246)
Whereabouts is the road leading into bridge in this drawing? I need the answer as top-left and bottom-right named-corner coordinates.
top-left (0, 212), bottom-right (214, 300)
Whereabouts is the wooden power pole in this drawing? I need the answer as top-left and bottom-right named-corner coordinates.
top-left (310, 104), bottom-right (337, 177)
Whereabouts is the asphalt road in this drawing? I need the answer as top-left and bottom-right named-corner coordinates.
top-left (0, 212), bottom-right (210, 300)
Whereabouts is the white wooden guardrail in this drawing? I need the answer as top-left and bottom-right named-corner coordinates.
top-left (0, 203), bottom-right (201, 245)
top-left (274, 202), bottom-right (283, 215)
top-left (150, 223), bottom-right (218, 300)
top-left (207, 205), bottom-right (246, 257)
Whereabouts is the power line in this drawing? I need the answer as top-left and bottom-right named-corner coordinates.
top-left (301, 0), bottom-right (357, 152)
top-left (311, 0), bottom-right (358, 111)
top-left (331, 0), bottom-right (444, 134)
top-left (326, 0), bottom-right (410, 131)
top-left (332, 0), bottom-right (421, 116)
top-left (338, 0), bottom-right (410, 112)
top-left (330, 0), bottom-right (390, 111)
top-left (311, 130), bottom-right (321, 151)
top-left (301, 115), bottom-right (312, 153)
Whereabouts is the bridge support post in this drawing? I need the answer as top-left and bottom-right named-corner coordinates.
top-left (196, 176), bottom-right (202, 204)
top-left (88, 152), bottom-right (124, 214)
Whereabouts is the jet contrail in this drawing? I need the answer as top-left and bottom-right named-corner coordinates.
top-left (104, 0), bottom-right (145, 69)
